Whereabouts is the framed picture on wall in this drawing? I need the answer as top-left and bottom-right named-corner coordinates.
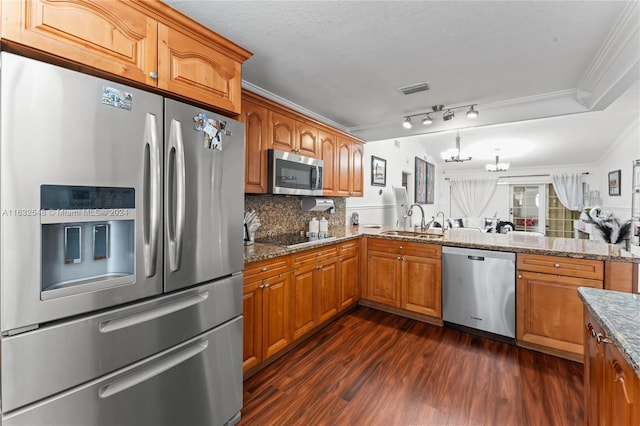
top-left (371, 156), bottom-right (386, 186)
top-left (415, 158), bottom-right (435, 204)
top-left (608, 169), bottom-right (621, 196)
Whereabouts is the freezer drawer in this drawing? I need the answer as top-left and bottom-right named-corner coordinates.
top-left (1, 274), bottom-right (242, 413)
top-left (2, 316), bottom-right (242, 426)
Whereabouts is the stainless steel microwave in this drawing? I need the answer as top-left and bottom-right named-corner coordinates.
top-left (268, 149), bottom-right (323, 195)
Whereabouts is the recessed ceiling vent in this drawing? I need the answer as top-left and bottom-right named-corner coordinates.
top-left (398, 81), bottom-right (430, 95)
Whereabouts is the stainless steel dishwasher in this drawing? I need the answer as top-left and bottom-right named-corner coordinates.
top-left (442, 246), bottom-right (516, 340)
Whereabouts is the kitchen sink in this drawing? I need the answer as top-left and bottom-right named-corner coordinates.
top-left (380, 230), bottom-right (444, 239)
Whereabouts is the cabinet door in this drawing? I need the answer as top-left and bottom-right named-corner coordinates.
top-left (242, 279), bottom-right (263, 372)
top-left (291, 266), bottom-right (316, 340)
top-left (157, 23), bottom-right (242, 113)
top-left (296, 121), bottom-right (319, 158)
top-left (350, 141), bottom-right (364, 197)
top-left (584, 312), bottom-right (607, 426)
top-left (517, 271), bottom-right (602, 356)
top-left (317, 258), bottom-right (339, 324)
top-left (336, 137), bottom-right (352, 196)
top-left (270, 111), bottom-right (296, 152)
top-left (2, 0), bottom-right (157, 86)
top-left (262, 273), bottom-right (291, 359)
top-left (401, 254), bottom-right (442, 318)
top-left (339, 253), bottom-right (359, 310)
top-left (242, 98), bottom-right (269, 193)
top-left (366, 250), bottom-right (401, 307)
top-left (320, 130), bottom-right (337, 195)
top-left (606, 343), bottom-right (639, 426)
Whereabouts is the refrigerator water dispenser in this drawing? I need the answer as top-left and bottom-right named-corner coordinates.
top-left (40, 185), bottom-right (136, 299)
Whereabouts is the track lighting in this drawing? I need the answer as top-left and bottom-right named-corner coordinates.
top-left (441, 131), bottom-right (472, 163)
top-left (401, 104), bottom-right (479, 128)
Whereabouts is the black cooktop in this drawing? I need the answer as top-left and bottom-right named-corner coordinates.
top-left (256, 233), bottom-right (336, 248)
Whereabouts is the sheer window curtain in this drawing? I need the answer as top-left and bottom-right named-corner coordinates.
top-left (551, 173), bottom-right (583, 211)
top-left (450, 178), bottom-right (498, 217)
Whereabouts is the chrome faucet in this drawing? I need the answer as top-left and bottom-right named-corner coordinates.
top-left (436, 211), bottom-right (446, 231)
top-left (408, 203), bottom-right (427, 232)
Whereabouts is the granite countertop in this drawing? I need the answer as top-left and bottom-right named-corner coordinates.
top-left (579, 288), bottom-right (640, 377)
top-left (245, 225), bottom-right (640, 264)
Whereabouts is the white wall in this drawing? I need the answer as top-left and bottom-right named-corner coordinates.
top-left (346, 138), bottom-right (446, 227)
top-left (593, 119), bottom-right (640, 220)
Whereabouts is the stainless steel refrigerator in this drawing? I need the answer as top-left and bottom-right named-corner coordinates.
top-left (0, 52), bottom-right (244, 425)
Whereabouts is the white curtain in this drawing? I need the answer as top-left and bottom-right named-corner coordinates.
top-left (551, 173), bottom-right (583, 211)
top-left (450, 178), bottom-right (498, 217)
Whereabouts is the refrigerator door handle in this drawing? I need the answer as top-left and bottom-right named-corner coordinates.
top-left (143, 113), bottom-right (161, 278)
top-left (98, 339), bottom-right (209, 399)
top-left (168, 119), bottom-right (186, 272)
top-left (98, 290), bottom-right (209, 333)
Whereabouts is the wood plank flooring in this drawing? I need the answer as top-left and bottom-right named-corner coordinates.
top-left (240, 306), bottom-right (583, 426)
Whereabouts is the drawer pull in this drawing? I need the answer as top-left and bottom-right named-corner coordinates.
top-left (261, 267), bottom-right (268, 272)
top-left (554, 263), bottom-right (560, 268)
top-left (316, 253), bottom-right (322, 257)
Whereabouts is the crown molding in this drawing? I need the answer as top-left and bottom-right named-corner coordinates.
top-left (576, 1), bottom-right (640, 110)
top-left (241, 80), bottom-right (348, 132)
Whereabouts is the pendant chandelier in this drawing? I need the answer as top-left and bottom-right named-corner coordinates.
top-left (440, 131), bottom-right (472, 163)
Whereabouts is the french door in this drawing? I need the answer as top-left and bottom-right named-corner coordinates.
top-left (509, 185), bottom-right (546, 234)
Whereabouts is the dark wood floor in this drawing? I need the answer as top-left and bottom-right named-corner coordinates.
top-left (240, 306), bottom-right (584, 426)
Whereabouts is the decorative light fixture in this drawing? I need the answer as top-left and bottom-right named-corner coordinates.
top-left (401, 104), bottom-right (479, 128)
top-left (441, 131), bottom-right (472, 163)
top-left (486, 150), bottom-right (509, 172)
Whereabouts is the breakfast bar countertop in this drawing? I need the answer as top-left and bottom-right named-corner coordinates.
top-left (579, 287), bottom-right (640, 378)
top-left (244, 225), bottom-right (640, 264)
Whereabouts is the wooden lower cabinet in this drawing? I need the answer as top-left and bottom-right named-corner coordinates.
top-left (401, 253), bottom-right (441, 317)
top-left (584, 309), bottom-right (639, 426)
top-left (338, 241), bottom-right (360, 310)
top-left (517, 254), bottom-right (603, 359)
top-left (243, 272), bottom-right (291, 372)
top-left (291, 256), bottom-right (339, 340)
top-left (365, 239), bottom-right (442, 318)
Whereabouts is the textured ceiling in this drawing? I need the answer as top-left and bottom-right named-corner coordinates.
top-left (165, 0), bottom-right (639, 170)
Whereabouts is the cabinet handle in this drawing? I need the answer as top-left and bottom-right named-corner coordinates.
top-left (596, 333), bottom-right (611, 344)
top-left (264, 284), bottom-right (270, 289)
top-left (149, 71), bottom-right (158, 79)
top-left (517, 274), bottom-right (523, 279)
top-left (397, 256), bottom-right (401, 260)
top-left (316, 253), bottom-right (322, 256)
top-left (316, 265), bottom-right (322, 270)
top-left (259, 284), bottom-right (264, 289)
top-left (261, 267), bottom-right (268, 272)
top-left (399, 246), bottom-right (403, 250)
top-left (554, 263), bottom-right (560, 268)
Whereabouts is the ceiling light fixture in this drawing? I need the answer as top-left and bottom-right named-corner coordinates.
top-left (441, 131), bottom-right (472, 163)
top-left (486, 151), bottom-right (509, 172)
top-left (466, 105), bottom-right (479, 118)
top-left (401, 103), bottom-right (479, 128)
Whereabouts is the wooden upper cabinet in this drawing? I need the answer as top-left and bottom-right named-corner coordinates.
top-left (351, 141), bottom-right (364, 197)
top-left (269, 110), bottom-right (296, 152)
top-left (336, 137), bottom-right (352, 196)
top-left (1, 0), bottom-right (251, 113)
top-left (2, 0), bottom-right (158, 86)
top-left (295, 121), bottom-right (319, 158)
top-left (319, 130), bottom-right (337, 195)
top-left (242, 98), bottom-right (269, 193)
top-left (157, 22), bottom-right (242, 114)
top-left (336, 136), bottom-right (363, 197)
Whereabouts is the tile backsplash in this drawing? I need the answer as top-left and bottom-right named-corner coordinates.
top-left (245, 195), bottom-right (346, 238)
